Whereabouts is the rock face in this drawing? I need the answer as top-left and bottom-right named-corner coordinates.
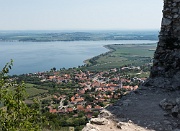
top-left (159, 97), bottom-right (180, 118)
top-left (147, 0), bottom-right (180, 89)
top-left (106, 87), bottom-right (180, 131)
top-left (90, 118), bottom-right (109, 125)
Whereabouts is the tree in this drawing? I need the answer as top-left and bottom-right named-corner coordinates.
top-left (0, 60), bottom-right (42, 131)
top-left (51, 67), bottom-right (56, 72)
top-left (63, 99), bottom-right (68, 106)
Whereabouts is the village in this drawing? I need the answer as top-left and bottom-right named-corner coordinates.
top-left (21, 65), bottom-right (148, 121)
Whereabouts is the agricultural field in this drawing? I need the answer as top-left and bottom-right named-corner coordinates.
top-left (24, 83), bottom-right (48, 98)
top-left (85, 43), bottom-right (157, 71)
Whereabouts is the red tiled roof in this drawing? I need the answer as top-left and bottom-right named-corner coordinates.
top-left (67, 108), bottom-right (73, 112)
top-left (94, 105), bottom-right (102, 109)
top-left (86, 105), bottom-right (92, 109)
top-left (49, 76), bottom-right (56, 79)
top-left (77, 105), bottom-right (84, 111)
top-left (49, 109), bottom-right (57, 113)
top-left (84, 109), bottom-right (91, 113)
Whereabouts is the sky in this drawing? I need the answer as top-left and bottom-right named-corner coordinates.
top-left (0, 0), bottom-right (163, 30)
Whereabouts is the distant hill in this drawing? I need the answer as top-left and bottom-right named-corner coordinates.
top-left (0, 30), bottom-right (158, 42)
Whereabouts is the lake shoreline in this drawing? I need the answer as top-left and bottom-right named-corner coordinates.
top-left (0, 40), bottom-right (157, 75)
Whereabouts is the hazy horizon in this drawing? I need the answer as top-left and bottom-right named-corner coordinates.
top-left (0, 29), bottom-right (160, 32)
top-left (0, 0), bottom-right (163, 30)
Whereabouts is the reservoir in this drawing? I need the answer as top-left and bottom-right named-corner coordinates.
top-left (0, 40), bottom-right (156, 75)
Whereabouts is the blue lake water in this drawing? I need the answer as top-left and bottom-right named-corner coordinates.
top-left (0, 40), bottom-right (157, 75)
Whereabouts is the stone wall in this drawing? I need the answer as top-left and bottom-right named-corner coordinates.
top-left (146, 0), bottom-right (180, 89)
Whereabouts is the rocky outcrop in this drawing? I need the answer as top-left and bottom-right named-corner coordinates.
top-left (146, 0), bottom-right (180, 90)
top-left (109, 87), bottom-right (180, 131)
top-left (83, 109), bottom-right (157, 131)
top-left (90, 118), bottom-right (109, 125)
top-left (82, 123), bottom-right (100, 131)
top-left (160, 97), bottom-right (180, 118)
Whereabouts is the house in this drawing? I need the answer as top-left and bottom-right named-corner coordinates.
top-left (86, 105), bottom-right (92, 109)
top-left (77, 105), bottom-right (84, 111)
top-left (67, 107), bottom-right (73, 112)
top-left (49, 108), bottom-right (57, 113)
top-left (94, 105), bottom-right (102, 110)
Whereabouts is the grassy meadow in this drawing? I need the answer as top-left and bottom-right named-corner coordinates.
top-left (25, 83), bottom-right (48, 97)
top-left (85, 43), bottom-right (157, 70)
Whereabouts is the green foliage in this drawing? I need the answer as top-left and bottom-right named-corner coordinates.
top-left (0, 61), bottom-right (42, 131)
top-left (43, 112), bottom-right (87, 130)
top-left (92, 111), bottom-right (99, 118)
top-left (25, 86), bottom-right (48, 98)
